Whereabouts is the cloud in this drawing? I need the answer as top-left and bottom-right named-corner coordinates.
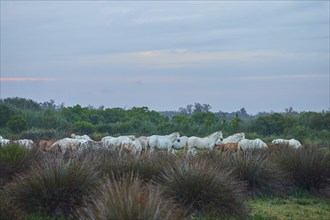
top-left (0, 77), bottom-right (55, 81)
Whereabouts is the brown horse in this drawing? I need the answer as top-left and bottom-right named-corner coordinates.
top-left (217, 143), bottom-right (239, 153)
top-left (38, 140), bottom-right (56, 151)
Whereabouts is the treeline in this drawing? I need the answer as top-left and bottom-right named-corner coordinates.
top-left (0, 97), bottom-right (329, 146)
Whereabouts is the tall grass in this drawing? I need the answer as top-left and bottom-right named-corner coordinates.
top-left (78, 174), bottom-right (184, 220)
top-left (272, 145), bottom-right (330, 192)
top-left (157, 157), bottom-right (248, 219)
top-left (6, 158), bottom-right (101, 218)
top-left (100, 151), bottom-right (176, 182)
top-left (222, 151), bottom-right (292, 197)
top-left (0, 144), bottom-right (42, 187)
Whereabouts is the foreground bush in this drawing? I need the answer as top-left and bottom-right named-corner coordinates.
top-left (0, 144), bottom-right (36, 187)
top-left (272, 146), bottom-right (330, 192)
top-left (6, 158), bottom-right (101, 218)
top-left (219, 150), bottom-right (292, 197)
top-left (78, 174), bottom-right (184, 220)
top-left (100, 152), bottom-right (176, 182)
top-left (157, 158), bottom-right (248, 219)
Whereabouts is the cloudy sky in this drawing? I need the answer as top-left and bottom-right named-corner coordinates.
top-left (1, 1), bottom-right (329, 114)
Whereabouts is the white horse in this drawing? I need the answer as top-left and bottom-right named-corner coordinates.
top-left (238, 138), bottom-right (268, 152)
top-left (172, 136), bottom-right (189, 155)
top-left (71, 134), bottom-right (93, 141)
top-left (13, 139), bottom-right (35, 150)
top-left (147, 132), bottom-right (180, 154)
top-left (101, 136), bottom-right (134, 151)
top-left (0, 136), bottom-right (10, 148)
top-left (272, 138), bottom-right (302, 149)
top-left (48, 138), bottom-right (88, 153)
top-left (187, 131), bottom-right (223, 156)
top-left (223, 132), bottom-right (245, 144)
top-left (120, 139), bottom-right (143, 156)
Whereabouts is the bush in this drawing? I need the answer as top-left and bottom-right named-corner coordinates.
top-left (219, 151), bottom-right (292, 197)
top-left (272, 146), bottom-right (330, 192)
top-left (100, 152), bottom-right (176, 182)
top-left (19, 128), bottom-right (58, 142)
top-left (0, 144), bottom-right (35, 187)
top-left (156, 157), bottom-right (248, 219)
top-left (6, 115), bottom-right (27, 133)
top-left (6, 158), bottom-right (101, 218)
top-left (78, 174), bottom-right (184, 220)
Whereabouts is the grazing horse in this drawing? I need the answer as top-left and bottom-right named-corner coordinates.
top-left (147, 132), bottom-right (180, 154)
top-left (272, 138), bottom-right (302, 149)
top-left (0, 136), bottom-right (10, 148)
top-left (13, 139), bottom-right (35, 150)
top-left (120, 139), bottom-right (143, 156)
top-left (38, 140), bottom-right (56, 151)
top-left (187, 131), bottom-right (223, 156)
top-left (217, 143), bottom-right (239, 153)
top-left (215, 132), bottom-right (245, 152)
top-left (48, 138), bottom-right (88, 153)
top-left (101, 136), bottom-right (134, 151)
top-left (238, 138), bottom-right (268, 152)
top-left (172, 136), bottom-right (189, 155)
top-left (71, 134), bottom-right (93, 141)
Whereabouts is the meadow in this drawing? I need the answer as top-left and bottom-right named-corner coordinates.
top-left (1, 143), bottom-right (329, 220)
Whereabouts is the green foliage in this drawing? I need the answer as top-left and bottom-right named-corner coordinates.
top-left (272, 146), bottom-right (330, 192)
top-left (0, 97), bottom-right (329, 145)
top-left (19, 128), bottom-right (58, 142)
top-left (157, 157), bottom-right (248, 219)
top-left (0, 104), bottom-right (15, 127)
top-left (248, 194), bottom-right (330, 220)
top-left (218, 151), bottom-right (292, 197)
top-left (71, 121), bottom-right (95, 134)
top-left (6, 115), bottom-right (27, 133)
top-left (0, 144), bottom-right (33, 186)
top-left (100, 152), bottom-right (175, 182)
top-left (6, 158), bottom-right (101, 218)
top-left (78, 175), bottom-right (184, 220)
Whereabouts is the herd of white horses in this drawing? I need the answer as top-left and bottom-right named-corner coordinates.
top-left (1, 132), bottom-right (302, 156)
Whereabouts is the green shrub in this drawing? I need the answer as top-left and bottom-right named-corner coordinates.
top-left (6, 115), bottom-right (27, 133)
top-left (219, 151), bottom-right (292, 197)
top-left (19, 128), bottom-right (58, 142)
top-left (157, 157), bottom-right (248, 219)
top-left (0, 144), bottom-right (34, 186)
top-left (0, 190), bottom-right (24, 220)
top-left (78, 174), bottom-right (184, 220)
top-left (6, 158), bottom-right (101, 218)
top-left (272, 146), bottom-right (330, 192)
top-left (100, 152), bottom-right (175, 182)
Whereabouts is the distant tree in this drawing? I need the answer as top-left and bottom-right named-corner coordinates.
top-left (3, 97), bottom-right (41, 111)
top-left (231, 113), bottom-right (242, 133)
top-left (0, 104), bottom-right (14, 127)
top-left (71, 121), bottom-right (95, 134)
top-left (6, 115), bottom-right (27, 133)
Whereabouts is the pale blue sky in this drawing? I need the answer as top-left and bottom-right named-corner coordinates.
top-left (1, 1), bottom-right (329, 114)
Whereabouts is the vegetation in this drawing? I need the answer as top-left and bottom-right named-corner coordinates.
top-left (157, 157), bottom-right (248, 219)
top-left (0, 97), bottom-right (329, 219)
top-left (0, 97), bottom-right (329, 147)
top-left (248, 193), bottom-right (330, 220)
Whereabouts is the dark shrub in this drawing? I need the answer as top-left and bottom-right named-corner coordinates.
top-left (78, 174), bottom-right (184, 220)
top-left (157, 157), bottom-right (248, 219)
top-left (100, 151), bottom-right (175, 182)
top-left (220, 151), bottom-right (292, 197)
top-left (6, 158), bottom-right (101, 218)
top-left (272, 145), bottom-right (330, 192)
top-left (0, 144), bottom-right (35, 186)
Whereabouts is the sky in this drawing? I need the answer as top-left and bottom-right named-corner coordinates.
top-left (0, 1), bottom-right (329, 114)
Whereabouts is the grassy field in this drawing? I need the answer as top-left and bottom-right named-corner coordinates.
top-left (248, 194), bottom-right (330, 220)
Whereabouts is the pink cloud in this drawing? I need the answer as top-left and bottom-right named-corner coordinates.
top-left (0, 77), bottom-right (55, 81)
